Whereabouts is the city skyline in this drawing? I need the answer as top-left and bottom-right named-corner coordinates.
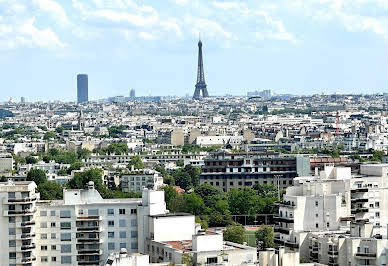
top-left (1, 0), bottom-right (388, 101)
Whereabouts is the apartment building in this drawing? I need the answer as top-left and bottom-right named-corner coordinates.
top-left (0, 181), bottom-right (39, 266)
top-left (0, 180), bottom-right (197, 266)
top-left (120, 169), bottom-right (163, 192)
top-left (200, 152), bottom-right (310, 191)
top-left (275, 164), bottom-right (388, 265)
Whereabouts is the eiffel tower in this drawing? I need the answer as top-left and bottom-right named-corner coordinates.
top-left (193, 37), bottom-right (209, 99)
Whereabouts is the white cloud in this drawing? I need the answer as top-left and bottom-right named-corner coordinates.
top-left (139, 31), bottom-right (156, 40)
top-left (91, 9), bottom-right (158, 27)
top-left (32, 0), bottom-right (69, 25)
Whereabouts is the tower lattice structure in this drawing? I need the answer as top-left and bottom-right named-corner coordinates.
top-left (193, 38), bottom-right (209, 99)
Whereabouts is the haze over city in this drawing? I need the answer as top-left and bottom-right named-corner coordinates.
top-left (1, 0), bottom-right (388, 101)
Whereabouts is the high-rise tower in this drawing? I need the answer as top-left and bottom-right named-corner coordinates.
top-left (77, 74), bottom-right (88, 104)
top-left (193, 37), bottom-right (209, 99)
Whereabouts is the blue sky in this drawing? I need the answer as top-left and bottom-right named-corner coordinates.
top-left (1, 0), bottom-right (388, 101)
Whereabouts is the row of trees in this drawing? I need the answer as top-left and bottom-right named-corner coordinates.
top-left (163, 183), bottom-right (278, 227)
top-left (223, 224), bottom-right (274, 249)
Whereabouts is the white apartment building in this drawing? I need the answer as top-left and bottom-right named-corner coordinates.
top-left (0, 181), bottom-right (39, 266)
top-left (275, 164), bottom-right (388, 265)
top-left (120, 170), bottom-right (163, 193)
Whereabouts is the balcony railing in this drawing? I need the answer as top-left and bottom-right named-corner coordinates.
top-left (274, 216), bottom-right (294, 223)
top-left (76, 216), bottom-right (102, 221)
top-left (274, 226), bottom-right (291, 234)
top-left (355, 252), bottom-right (376, 258)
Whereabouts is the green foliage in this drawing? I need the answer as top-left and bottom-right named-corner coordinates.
top-left (195, 217), bottom-right (208, 230)
top-left (67, 169), bottom-right (110, 198)
top-left (43, 131), bottom-right (56, 140)
top-left (55, 126), bottom-right (64, 134)
top-left (25, 156), bottom-right (38, 164)
top-left (77, 149), bottom-right (91, 160)
top-left (27, 169), bottom-right (47, 185)
top-left (255, 226), bottom-right (274, 249)
top-left (128, 155), bottom-right (144, 169)
top-left (0, 176), bottom-right (7, 182)
top-left (163, 185), bottom-right (179, 211)
top-left (37, 181), bottom-right (63, 200)
top-left (172, 165), bottom-right (201, 190)
top-left (181, 253), bottom-right (193, 266)
top-left (182, 193), bottom-right (204, 215)
top-left (176, 160), bottom-right (184, 167)
top-left (370, 150), bottom-right (385, 162)
top-left (224, 224), bottom-right (246, 244)
top-left (253, 184), bottom-right (278, 198)
top-left (103, 142), bottom-right (129, 155)
top-left (108, 125), bottom-right (127, 137)
top-left (57, 168), bottom-right (68, 176)
top-left (12, 154), bottom-right (26, 167)
top-left (0, 109), bottom-right (14, 119)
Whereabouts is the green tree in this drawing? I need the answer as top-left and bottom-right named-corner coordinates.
top-left (183, 193), bottom-right (205, 215)
top-left (25, 156), bottom-right (38, 164)
top-left (67, 169), bottom-right (112, 198)
top-left (55, 126), bottom-right (64, 134)
top-left (43, 131), bottom-right (56, 140)
top-left (255, 226), bottom-right (274, 249)
top-left (195, 217), bottom-right (208, 230)
top-left (253, 184), bottom-right (278, 198)
top-left (27, 169), bottom-right (47, 185)
top-left (163, 185), bottom-right (179, 211)
top-left (77, 149), bottom-right (91, 160)
top-left (183, 165), bottom-right (201, 186)
top-left (224, 224), bottom-right (246, 244)
top-left (174, 172), bottom-right (191, 190)
top-left (128, 155), bottom-right (144, 169)
top-left (37, 181), bottom-right (63, 200)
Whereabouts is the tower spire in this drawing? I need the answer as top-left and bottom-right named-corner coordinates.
top-left (193, 36), bottom-right (209, 99)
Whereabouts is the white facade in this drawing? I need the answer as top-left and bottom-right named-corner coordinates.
top-left (0, 153), bottom-right (13, 172)
top-left (120, 170), bottom-right (163, 193)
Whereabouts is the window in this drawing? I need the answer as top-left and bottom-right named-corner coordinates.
top-left (131, 219), bottom-right (137, 226)
top-left (131, 208), bottom-right (137, 214)
top-left (131, 242), bottom-right (138, 249)
top-left (88, 209), bottom-right (99, 216)
top-left (50, 210), bottom-right (56, 216)
top-left (376, 202), bottom-right (380, 207)
top-left (41, 246), bottom-right (48, 251)
top-left (315, 213), bottom-right (318, 217)
top-left (52, 257), bottom-right (57, 262)
top-left (60, 222), bottom-right (71, 229)
top-left (315, 201), bottom-right (318, 207)
top-left (51, 233), bottom-right (56, 239)
top-left (108, 221), bottom-right (114, 227)
top-left (41, 233), bottom-right (48, 239)
top-left (9, 252), bottom-right (16, 259)
top-left (8, 192), bottom-right (15, 199)
top-left (327, 222), bottom-right (330, 228)
top-left (108, 209), bottom-right (114, 215)
top-left (9, 217), bottom-right (15, 223)
top-left (41, 222), bottom-right (47, 228)
top-left (316, 223), bottom-right (319, 228)
top-left (119, 219), bottom-right (126, 227)
top-left (376, 212), bottom-right (380, 218)
top-left (51, 222), bottom-right (56, 227)
top-left (40, 211), bottom-right (47, 216)
top-left (41, 256), bottom-right (48, 262)
top-left (120, 243), bottom-right (127, 249)
top-left (60, 210), bottom-right (71, 218)
top-left (120, 231), bottom-right (126, 238)
top-left (61, 256), bottom-right (72, 264)
top-left (9, 240), bottom-right (16, 247)
top-left (61, 245), bottom-right (71, 253)
top-left (108, 232), bottom-right (114, 238)
top-left (119, 209), bottom-right (126, 215)
top-left (207, 257), bottom-right (218, 264)
top-left (52, 245), bottom-right (57, 250)
top-left (108, 242), bottom-right (115, 250)
top-left (9, 228), bottom-right (15, 235)
top-left (131, 231), bottom-right (138, 238)
top-left (61, 233), bottom-right (71, 241)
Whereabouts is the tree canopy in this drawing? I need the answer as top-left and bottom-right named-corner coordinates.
top-left (255, 226), bottom-right (274, 249)
top-left (224, 224), bottom-right (246, 244)
top-left (27, 169), bottom-right (47, 185)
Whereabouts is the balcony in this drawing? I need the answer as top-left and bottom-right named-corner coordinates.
top-left (340, 216), bottom-right (355, 222)
top-left (328, 250), bottom-right (339, 256)
top-left (17, 233), bottom-right (36, 240)
top-left (5, 195), bottom-right (37, 204)
top-left (274, 237), bottom-right (284, 245)
top-left (77, 249), bottom-right (103, 255)
top-left (16, 256), bottom-right (37, 264)
top-left (274, 226), bottom-right (291, 234)
top-left (77, 259), bottom-right (101, 265)
top-left (276, 201), bottom-right (297, 209)
top-left (355, 252), bottom-right (376, 259)
top-left (351, 188), bottom-right (368, 193)
top-left (274, 216), bottom-right (294, 223)
top-left (3, 208), bottom-right (36, 216)
top-left (351, 208), bottom-right (369, 214)
top-left (284, 241), bottom-right (299, 249)
top-left (21, 243), bottom-right (36, 251)
top-left (351, 198), bottom-right (368, 203)
top-left (76, 216), bottom-right (102, 221)
top-left (16, 220), bottom-right (35, 228)
top-left (76, 226), bottom-right (101, 232)
top-left (77, 237), bottom-right (103, 244)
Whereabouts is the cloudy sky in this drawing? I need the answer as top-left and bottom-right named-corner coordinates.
top-left (1, 0), bottom-right (388, 101)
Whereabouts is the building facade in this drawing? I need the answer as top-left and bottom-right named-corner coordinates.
top-left (200, 152), bottom-right (310, 191)
top-left (77, 74), bottom-right (88, 104)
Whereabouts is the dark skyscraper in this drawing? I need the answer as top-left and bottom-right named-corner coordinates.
top-left (77, 74), bottom-right (88, 104)
top-left (193, 37), bottom-right (209, 99)
top-left (130, 89), bottom-right (136, 98)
